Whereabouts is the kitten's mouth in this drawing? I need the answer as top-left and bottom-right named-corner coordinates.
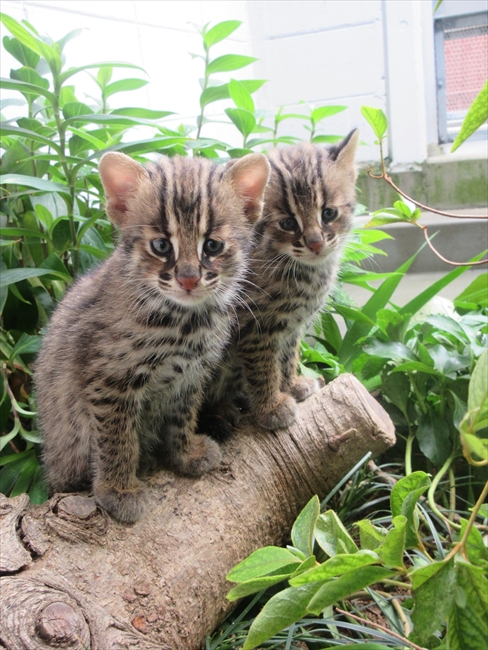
top-left (163, 287), bottom-right (213, 307)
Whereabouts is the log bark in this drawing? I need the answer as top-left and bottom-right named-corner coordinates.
top-left (0, 374), bottom-right (395, 650)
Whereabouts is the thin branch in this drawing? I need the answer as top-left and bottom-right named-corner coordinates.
top-left (367, 168), bottom-right (488, 220)
top-left (420, 225), bottom-right (487, 266)
top-left (336, 607), bottom-right (424, 650)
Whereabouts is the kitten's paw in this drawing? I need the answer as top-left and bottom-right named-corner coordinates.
top-left (289, 375), bottom-right (325, 402)
top-left (257, 393), bottom-right (298, 430)
top-left (177, 435), bottom-right (222, 477)
top-left (94, 480), bottom-right (146, 524)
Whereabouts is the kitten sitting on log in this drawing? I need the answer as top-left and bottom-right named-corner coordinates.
top-left (35, 151), bottom-right (269, 523)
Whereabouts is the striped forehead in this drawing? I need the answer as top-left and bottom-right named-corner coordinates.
top-left (155, 157), bottom-right (219, 237)
top-left (270, 147), bottom-right (327, 217)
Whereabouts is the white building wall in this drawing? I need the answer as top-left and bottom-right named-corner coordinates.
top-left (2, 0), bottom-right (468, 165)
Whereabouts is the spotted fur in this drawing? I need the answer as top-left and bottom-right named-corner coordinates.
top-left (202, 130), bottom-right (359, 432)
top-left (35, 151), bottom-right (269, 523)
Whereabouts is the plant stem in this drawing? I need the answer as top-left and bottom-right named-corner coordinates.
top-left (196, 50), bottom-right (210, 139)
top-left (408, 372), bottom-right (428, 415)
top-left (51, 80), bottom-right (79, 274)
top-left (449, 465), bottom-right (456, 521)
top-left (445, 478), bottom-right (488, 562)
top-left (405, 425), bottom-right (414, 476)
top-left (427, 453), bottom-right (461, 531)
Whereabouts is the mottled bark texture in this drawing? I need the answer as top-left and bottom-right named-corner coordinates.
top-left (0, 374), bottom-right (395, 650)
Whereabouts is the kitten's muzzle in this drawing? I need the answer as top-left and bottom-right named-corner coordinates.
top-left (304, 234), bottom-right (325, 253)
top-left (176, 274), bottom-right (201, 292)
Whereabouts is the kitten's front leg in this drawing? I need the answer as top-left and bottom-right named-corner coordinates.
top-left (91, 403), bottom-right (146, 524)
top-left (280, 335), bottom-right (324, 402)
top-left (240, 338), bottom-right (298, 431)
top-left (164, 391), bottom-right (222, 476)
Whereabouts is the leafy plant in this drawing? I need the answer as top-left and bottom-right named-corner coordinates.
top-left (220, 414), bottom-right (488, 649)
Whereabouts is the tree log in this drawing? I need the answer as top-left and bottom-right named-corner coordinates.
top-left (0, 374), bottom-right (395, 650)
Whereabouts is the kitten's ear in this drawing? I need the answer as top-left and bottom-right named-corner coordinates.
top-left (99, 152), bottom-right (147, 226)
top-left (225, 153), bottom-right (270, 223)
top-left (328, 129), bottom-right (360, 179)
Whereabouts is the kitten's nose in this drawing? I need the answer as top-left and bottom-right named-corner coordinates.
top-left (304, 237), bottom-right (324, 253)
top-left (177, 275), bottom-right (200, 292)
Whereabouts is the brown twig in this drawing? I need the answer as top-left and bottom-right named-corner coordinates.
top-left (336, 607), bottom-right (424, 650)
top-left (367, 168), bottom-right (488, 220)
top-left (366, 164), bottom-right (488, 266)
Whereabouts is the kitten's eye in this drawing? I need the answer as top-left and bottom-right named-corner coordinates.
top-left (322, 207), bottom-right (338, 224)
top-left (151, 239), bottom-right (172, 256)
top-left (203, 239), bottom-right (224, 256)
top-left (279, 217), bottom-right (299, 232)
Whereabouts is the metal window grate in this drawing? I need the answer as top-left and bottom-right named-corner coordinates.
top-left (435, 12), bottom-right (488, 143)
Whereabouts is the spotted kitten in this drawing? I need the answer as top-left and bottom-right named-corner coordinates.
top-left (203, 130), bottom-right (359, 433)
top-left (35, 151), bottom-right (270, 523)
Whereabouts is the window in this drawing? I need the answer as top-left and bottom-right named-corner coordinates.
top-left (434, 10), bottom-right (488, 143)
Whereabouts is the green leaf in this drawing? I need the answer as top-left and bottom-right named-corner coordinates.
top-left (290, 550), bottom-right (380, 586)
top-left (381, 371), bottom-right (410, 417)
top-left (110, 107), bottom-right (174, 120)
top-left (363, 215), bottom-right (405, 228)
top-left (0, 266), bottom-right (70, 287)
top-left (411, 557), bottom-right (457, 644)
top-left (9, 333), bottom-right (42, 361)
top-left (307, 566), bottom-right (395, 615)
top-left (311, 135), bottom-right (343, 144)
top-left (455, 273), bottom-right (488, 308)
top-left (339, 251), bottom-right (419, 369)
top-left (417, 411), bottom-right (451, 466)
top-left (458, 518), bottom-right (488, 566)
top-left (391, 472), bottom-right (430, 548)
top-left (56, 28), bottom-right (83, 53)
top-left (378, 515), bottom-right (406, 569)
top-left (3, 35), bottom-right (40, 68)
top-left (315, 510), bottom-right (358, 556)
top-left (10, 66), bottom-right (49, 97)
top-left (97, 65), bottom-right (112, 88)
top-left (363, 341), bottom-right (417, 362)
top-left (451, 81), bottom-right (488, 152)
top-left (0, 13), bottom-right (61, 76)
top-left (103, 78), bottom-right (149, 98)
top-left (356, 520), bottom-right (388, 551)
top-left (227, 572), bottom-right (292, 601)
top-left (361, 106), bottom-right (388, 140)
top-left (0, 124), bottom-right (61, 153)
top-left (68, 127), bottom-right (106, 152)
top-left (468, 349), bottom-right (488, 426)
top-left (225, 107), bottom-right (256, 138)
top-left (311, 105), bottom-right (346, 124)
top-left (399, 251), bottom-right (487, 316)
top-left (229, 78), bottom-right (255, 113)
top-left (291, 495), bottom-right (320, 557)
top-left (62, 101), bottom-right (94, 119)
top-left (203, 20), bottom-right (241, 48)
top-left (317, 312), bottom-right (342, 353)
top-left (226, 546), bottom-right (300, 583)
top-left (200, 79), bottom-right (265, 108)
top-left (0, 173), bottom-right (67, 194)
top-left (447, 562), bottom-right (488, 650)
top-left (206, 54), bottom-right (257, 75)
top-left (59, 61), bottom-right (145, 86)
top-left (242, 583), bottom-right (320, 650)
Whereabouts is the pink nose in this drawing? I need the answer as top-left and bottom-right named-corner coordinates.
top-left (177, 276), bottom-right (200, 292)
top-left (306, 240), bottom-right (324, 253)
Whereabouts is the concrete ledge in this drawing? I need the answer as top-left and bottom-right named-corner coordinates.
top-left (353, 208), bottom-right (488, 273)
top-left (357, 156), bottom-right (488, 212)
